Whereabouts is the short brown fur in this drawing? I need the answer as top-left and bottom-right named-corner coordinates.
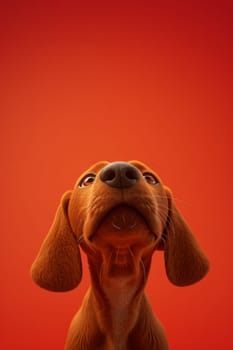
top-left (31, 160), bottom-right (209, 350)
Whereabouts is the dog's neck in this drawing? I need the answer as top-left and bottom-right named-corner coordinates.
top-left (86, 245), bottom-right (153, 349)
top-left (102, 274), bottom-right (138, 350)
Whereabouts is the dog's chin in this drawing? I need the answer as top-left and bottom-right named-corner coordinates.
top-left (90, 205), bottom-right (156, 248)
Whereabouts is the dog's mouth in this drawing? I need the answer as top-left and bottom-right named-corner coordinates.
top-left (101, 205), bottom-right (146, 230)
top-left (88, 204), bottom-right (157, 247)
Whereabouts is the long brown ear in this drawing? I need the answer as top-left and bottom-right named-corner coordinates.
top-left (163, 189), bottom-right (209, 286)
top-left (31, 191), bottom-right (82, 292)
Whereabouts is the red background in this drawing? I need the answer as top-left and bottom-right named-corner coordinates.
top-left (1, 1), bottom-right (232, 349)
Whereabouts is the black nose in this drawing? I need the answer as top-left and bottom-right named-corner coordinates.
top-left (100, 162), bottom-right (140, 188)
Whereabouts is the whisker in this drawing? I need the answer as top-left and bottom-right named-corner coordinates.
top-left (159, 210), bottom-right (176, 243)
top-left (158, 210), bottom-right (170, 220)
top-left (127, 246), bottom-right (134, 258)
top-left (158, 209), bottom-right (170, 227)
top-left (157, 203), bottom-right (175, 213)
top-left (130, 222), bottom-right (137, 230)
top-left (139, 258), bottom-right (146, 285)
top-left (127, 247), bottom-right (137, 270)
top-left (155, 194), bottom-right (188, 205)
top-left (112, 223), bottom-right (121, 230)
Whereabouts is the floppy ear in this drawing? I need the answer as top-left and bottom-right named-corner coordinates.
top-left (31, 191), bottom-right (82, 292)
top-left (163, 189), bottom-right (209, 286)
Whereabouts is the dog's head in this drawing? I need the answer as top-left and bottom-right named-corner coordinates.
top-left (31, 161), bottom-right (209, 291)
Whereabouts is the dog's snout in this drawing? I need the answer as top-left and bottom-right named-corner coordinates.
top-left (100, 162), bottom-right (140, 188)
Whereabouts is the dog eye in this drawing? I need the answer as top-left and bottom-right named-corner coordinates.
top-left (79, 174), bottom-right (96, 188)
top-left (143, 173), bottom-right (159, 185)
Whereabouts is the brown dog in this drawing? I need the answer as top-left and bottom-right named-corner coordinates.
top-left (31, 161), bottom-right (209, 350)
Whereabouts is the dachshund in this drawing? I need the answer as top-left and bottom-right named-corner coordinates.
top-left (31, 160), bottom-right (209, 350)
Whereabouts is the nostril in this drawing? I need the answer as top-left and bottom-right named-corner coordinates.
top-left (125, 169), bottom-right (139, 180)
top-left (101, 169), bottom-right (116, 182)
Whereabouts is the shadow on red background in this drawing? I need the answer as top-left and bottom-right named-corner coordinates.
top-left (1, 1), bottom-right (233, 349)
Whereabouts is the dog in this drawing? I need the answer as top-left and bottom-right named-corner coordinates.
top-left (31, 160), bottom-right (209, 350)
